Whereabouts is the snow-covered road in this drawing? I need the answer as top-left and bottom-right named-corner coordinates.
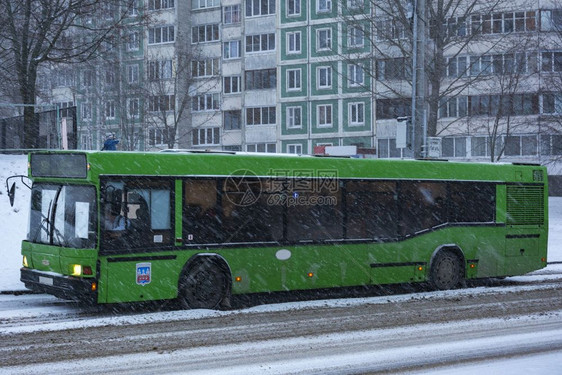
top-left (1, 268), bottom-right (562, 374)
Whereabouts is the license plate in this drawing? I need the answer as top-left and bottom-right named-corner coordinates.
top-left (38, 276), bottom-right (53, 286)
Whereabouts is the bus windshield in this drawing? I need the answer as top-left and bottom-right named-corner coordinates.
top-left (28, 183), bottom-right (97, 249)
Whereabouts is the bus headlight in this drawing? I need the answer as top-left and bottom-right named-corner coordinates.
top-left (23, 255), bottom-right (28, 268)
top-left (72, 264), bottom-right (82, 276)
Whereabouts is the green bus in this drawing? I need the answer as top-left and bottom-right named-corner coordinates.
top-left (9, 150), bottom-right (548, 309)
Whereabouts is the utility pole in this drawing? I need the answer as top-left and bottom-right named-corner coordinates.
top-left (410, 0), bottom-right (427, 159)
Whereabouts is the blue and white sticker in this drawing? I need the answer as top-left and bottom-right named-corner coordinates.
top-left (136, 262), bottom-right (151, 286)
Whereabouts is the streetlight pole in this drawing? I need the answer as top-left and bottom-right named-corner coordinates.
top-left (410, 0), bottom-right (427, 159)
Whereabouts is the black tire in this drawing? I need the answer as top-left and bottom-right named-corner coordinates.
top-left (429, 250), bottom-right (463, 290)
top-left (178, 258), bottom-right (229, 310)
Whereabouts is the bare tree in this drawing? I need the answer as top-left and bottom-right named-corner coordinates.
top-left (144, 49), bottom-right (196, 150)
top-left (468, 37), bottom-right (540, 161)
top-left (339, 0), bottom-right (536, 141)
top-left (0, 0), bottom-right (143, 149)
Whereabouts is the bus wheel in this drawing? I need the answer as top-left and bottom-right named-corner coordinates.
top-left (179, 258), bottom-right (229, 310)
top-left (429, 250), bottom-right (463, 290)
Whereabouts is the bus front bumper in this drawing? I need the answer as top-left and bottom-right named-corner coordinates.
top-left (20, 268), bottom-right (97, 303)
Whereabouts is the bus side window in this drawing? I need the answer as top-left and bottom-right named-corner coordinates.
top-left (127, 187), bottom-right (172, 247)
top-left (286, 179), bottom-right (343, 242)
top-left (345, 181), bottom-right (398, 240)
top-left (449, 182), bottom-right (495, 223)
top-left (399, 181), bottom-right (447, 236)
top-left (183, 179), bottom-right (221, 244)
top-left (222, 177), bottom-right (283, 243)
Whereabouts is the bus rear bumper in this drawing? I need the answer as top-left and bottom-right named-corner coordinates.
top-left (20, 268), bottom-right (97, 303)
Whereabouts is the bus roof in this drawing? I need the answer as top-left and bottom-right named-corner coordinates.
top-left (28, 150), bottom-right (547, 184)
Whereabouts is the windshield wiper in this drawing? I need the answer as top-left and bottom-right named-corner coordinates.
top-left (50, 186), bottom-right (69, 246)
top-left (32, 200), bottom-right (52, 243)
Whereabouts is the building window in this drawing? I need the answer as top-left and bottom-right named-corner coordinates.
top-left (224, 145), bottom-right (242, 151)
top-left (316, 28), bottom-right (332, 51)
top-left (149, 0), bottom-right (175, 10)
top-left (191, 24), bottom-right (219, 44)
top-left (105, 100), bottom-right (116, 119)
top-left (224, 76), bottom-right (242, 94)
top-left (541, 51), bottom-right (562, 72)
top-left (347, 0), bottom-right (364, 9)
top-left (542, 92), bottom-right (562, 114)
top-left (541, 10), bottom-right (562, 31)
top-left (83, 70), bottom-right (94, 87)
top-left (470, 55), bottom-right (493, 76)
top-left (287, 0), bottom-right (300, 16)
top-left (148, 95), bottom-right (175, 112)
top-left (148, 60), bottom-right (173, 80)
top-left (192, 93), bottom-right (219, 111)
top-left (506, 135), bottom-right (538, 156)
top-left (192, 58), bottom-right (220, 78)
top-left (376, 58), bottom-right (411, 80)
top-left (287, 106), bottom-right (302, 129)
top-left (470, 136), bottom-right (488, 157)
top-left (247, 143), bottom-right (276, 152)
top-left (128, 98), bottom-right (140, 118)
top-left (128, 1), bottom-right (140, 16)
top-left (447, 56), bottom-right (468, 77)
top-left (471, 11), bottom-right (536, 34)
top-left (377, 138), bottom-right (401, 158)
top-left (192, 0), bottom-right (219, 10)
top-left (468, 94), bottom-right (538, 116)
top-left (80, 133), bottom-right (92, 150)
top-left (478, 11), bottom-right (536, 34)
top-left (287, 69), bottom-right (301, 91)
top-left (148, 25), bottom-right (175, 44)
top-left (349, 102), bottom-right (365, 126)
top-left (375, 19), bottom-right (407, 41)
top-left (224, 5), bottom-right (241, 24)
top-left (246, 0), bottom-right (276, 17)
top-left (127, 65), bottom-right (139, 84)
top-left (317, 66), bottom-right (332, 89)
top-left (245, 69), bottom-right (276, 90)
top-left (348, 26), bottom-right (364, 47)
top-left (127, 32), bottom-right (140, 51)
top-left (287, 31), bottom-right (301, 54)
top-left (105, 68), bottom-right (115, 85)
top-left (223, 40), bottom-right (241, 59)
top-left (148, 128), bottom-right (168, 147)
top-left (55, 70), bottom-right (74, 87)
top-left (317, 0), bottom-right (331, 13)
top-left (540, 134), bottom-right (562, 155)
top-left (439, 96), bottom-right (468, 118)
top-left (376, 98), bottom-right (411, 119)
top-left (224, 110), bottom-right (242, 130)
top-left (348, 64), bottom-right (364, 87)
top-left (317, 104), bottom-right (332, 127)
top-left (246, 106), bottom-right (276, 125)
top-left (193, 128), bottom-right (220, 146)
top-left (441, 16), bottom-right (467, 38)
top-left (287, 144), bottom-right (302, 154)
top-left (81, 103), bottom-right (92, 120)
top-left (246, 33), bottom-right (275, 53)
top-left (442, 137), bottom-right (467, 157)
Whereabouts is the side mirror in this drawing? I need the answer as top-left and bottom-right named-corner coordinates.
top-left (8, 182), bottom-right (16, 207)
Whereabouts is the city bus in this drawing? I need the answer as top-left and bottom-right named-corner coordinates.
top-left (8, 150), bottom-right (548, 309)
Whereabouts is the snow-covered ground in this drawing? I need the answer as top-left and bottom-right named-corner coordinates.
top-left (2, 153), bottom-right (561, 291)
top-left (1, 153), bottom-right (562, 374)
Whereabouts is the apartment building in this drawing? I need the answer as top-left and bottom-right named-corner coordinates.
top-left (40, 0), bottom-right (562, 177)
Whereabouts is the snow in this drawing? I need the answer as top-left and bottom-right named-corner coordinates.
top-left (1, 153), bottom-right (562, 374)
top-left (0, 154), bottom-right (30, 291)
